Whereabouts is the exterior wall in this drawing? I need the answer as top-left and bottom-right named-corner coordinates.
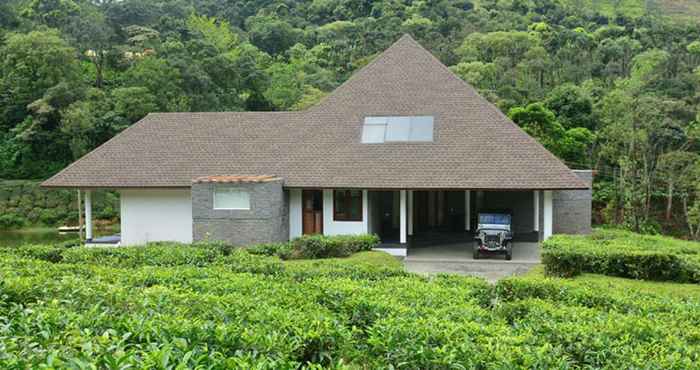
top-left (120, 189), bottom-right (193, 245)
top-left (553, 170), bottom-right (593, 235)
top-left (322, 189), bottom-right (369, 235)
top-left (192, 180), bottom-right (288, 245)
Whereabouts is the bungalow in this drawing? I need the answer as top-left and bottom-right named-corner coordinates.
top-left (42, 35), bottom-right (592, 256)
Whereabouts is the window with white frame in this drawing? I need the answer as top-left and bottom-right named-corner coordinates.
top-left (213, 187), bottom-right (250, 210)
top-left (361, 116), bottom-right (434, 143)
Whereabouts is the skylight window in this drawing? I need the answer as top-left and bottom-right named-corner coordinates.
top-left (361, 116), bottom-right (434, 143)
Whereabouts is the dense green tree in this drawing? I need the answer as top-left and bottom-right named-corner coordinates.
top-left (545, 83), bottom-right (597, 130)
top-left (246, 15), bottom-right (302, 56)
top-left (20, 0), bottom-right (79, 29)
top-left (0, 30), bottom-right (81, 129)
top-left (508, 103), bottom-right (566, 155)
top-left (122, 57), bottom-right (188, 111)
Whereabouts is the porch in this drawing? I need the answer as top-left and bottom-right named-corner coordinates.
top-left (368, 189), bottom-right (551, 257)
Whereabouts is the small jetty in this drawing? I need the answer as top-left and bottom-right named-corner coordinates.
top-left (58, 225), bottom-right (81, 233)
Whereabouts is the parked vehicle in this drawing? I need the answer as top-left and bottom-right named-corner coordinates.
top-left (474, 212), bottom-right (513, 260)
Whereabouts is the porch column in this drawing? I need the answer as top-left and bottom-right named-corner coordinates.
top-left (407, 190), bottom-right (413, 236)
top-left (465, 190), bottom-right (471, 231)
top-left (533, 190), bottom-right (539, 232)
top-left (400, 190), bottom-right (407, 244)
top-left (84, 190), bottom-right (93, 241)
top-left (543, 190), bottom-right (553, 240)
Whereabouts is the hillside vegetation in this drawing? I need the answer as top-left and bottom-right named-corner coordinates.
top-left (556, 0), bottom-right (700, 19)
top-left (0, 180), bottom-right (117, 229)
top-left (0, 242), bottom-right (698, 368)
top-left (1, 0), bottom-right (699, 237)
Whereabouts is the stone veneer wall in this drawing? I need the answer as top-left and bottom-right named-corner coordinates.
top-left (552, 170), bottom-right (593, 235)
top-left (192, 179), bottom-right (288, 246)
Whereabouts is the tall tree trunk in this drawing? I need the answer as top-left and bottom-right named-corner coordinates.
top-left (93, 51), bottom-right (104, 89)
top-left (682, 196), bottom-right (692, 238)
top-left (666, 182), bottom-right (673, 221)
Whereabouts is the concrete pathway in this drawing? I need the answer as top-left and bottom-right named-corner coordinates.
top-left (404, 242), bottom-right (540, 283)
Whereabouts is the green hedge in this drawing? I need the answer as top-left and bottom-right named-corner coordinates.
top-left (542, 229), bottom-right (700, 282)
top-left (291, 234), bottom-right (379, 259)
top-left (0, 241), bottom-right (391, 280)
top-left (247, 234), bottom-right (380, 260)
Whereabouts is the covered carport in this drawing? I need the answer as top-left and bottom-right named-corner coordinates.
top-left (370, 189), bottom-right (553, 248)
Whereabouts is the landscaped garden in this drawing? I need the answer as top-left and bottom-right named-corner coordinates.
top-left (1, 231), bottom-right (699, 368)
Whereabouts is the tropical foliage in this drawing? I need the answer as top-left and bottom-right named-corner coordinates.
top-left (1, 0), bottom-right (700, 236)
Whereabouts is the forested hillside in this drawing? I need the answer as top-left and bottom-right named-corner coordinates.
top-left (1, 0), bottom-right (699, 237)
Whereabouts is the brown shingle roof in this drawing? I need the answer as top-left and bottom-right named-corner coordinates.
top-left (42, 35), bottom-right (589, 190)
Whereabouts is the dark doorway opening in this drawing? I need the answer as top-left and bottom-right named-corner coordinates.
top-left (375, 191), bottom-right (399, 242)
top-left (413, 190), bottom-right (465, 233)
top-left (411, 190), bottom-right (470, 247)
top-left (302, 190), bottom-right (323, 235)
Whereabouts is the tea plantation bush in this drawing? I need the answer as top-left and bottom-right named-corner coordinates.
top-left (247, 234), bottom-right (380, 260)
top-left (542, 229), bottom-right (700, 282)
top-left (1, 241), bottom-right (700, 367)
top-left (494, 270), bottom-right (700, 368)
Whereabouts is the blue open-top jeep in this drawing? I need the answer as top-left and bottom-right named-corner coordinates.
top-left (474, 212), bottom-right (513, 260)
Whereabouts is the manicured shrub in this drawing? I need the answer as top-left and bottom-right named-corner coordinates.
top-left (219, 249), bottom-right (285, 275)
top-left (61, 244), bottom-right (224, 267)
top-left (542, 229), bottom-right (700, 282)
top-left (291, 234), bottom-right (380, 259)
top-left (247, 242), bottom-right (293, 259)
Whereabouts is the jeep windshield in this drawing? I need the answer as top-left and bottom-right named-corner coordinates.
top-left (477, 213), bottom-right (511, 231)
top-left (478, 213), bottom-right (511, 225)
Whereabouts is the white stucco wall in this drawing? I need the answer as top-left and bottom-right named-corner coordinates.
top-left (289, 189), bottom-right (302, 239)
top-left (322, 189), bottom-right (368, 235)
top-left (120, 189), bottom-right (193, 245)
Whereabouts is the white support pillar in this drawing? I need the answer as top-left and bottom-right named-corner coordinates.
top-left (407, 190), bottom-right (413, 236)
top-left (465, 190), bottom-right (471, 231)
top-left (84, 190), bottom-right (93, 241)
top-left (362, 190), bottom-right (369, 234)
top-left (543, 190), bottom-right (553, 240)
top-left (533, 190), bottom-right (540, 232)
top-left (400, 190), bottom-right (407, 244)
top-left (289, 189), bottom-right (302, 239)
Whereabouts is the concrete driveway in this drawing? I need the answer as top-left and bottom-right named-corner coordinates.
top-left (404, 242), bottom-right (540, 282)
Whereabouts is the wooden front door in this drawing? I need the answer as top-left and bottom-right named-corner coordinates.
top-left (302, 190), bottom-right (323, 235)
